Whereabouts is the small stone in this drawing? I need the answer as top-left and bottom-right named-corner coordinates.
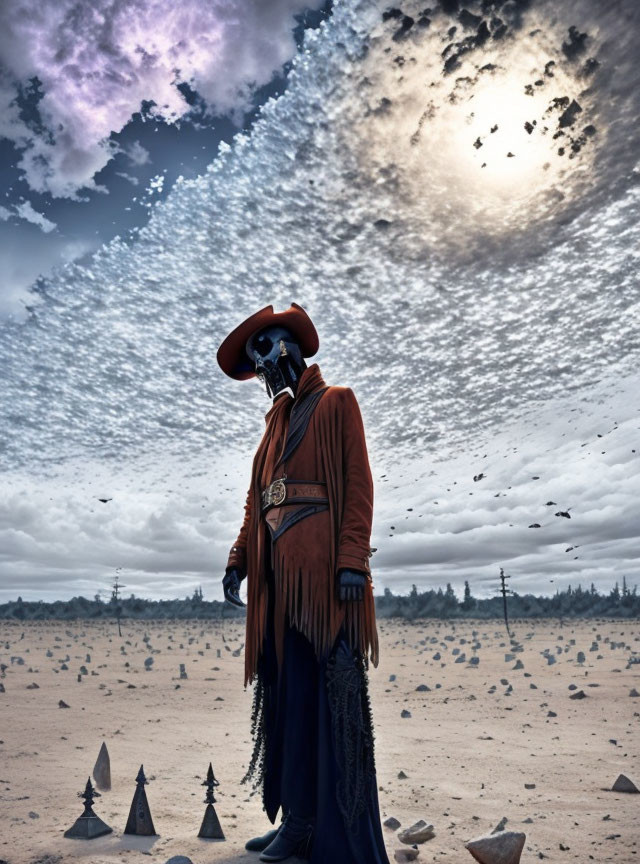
top-left (93, 741), bottom-right (111, 791)
top-left (570, 690), bottom-right (587, 700)
top-left (465, 829), bottom-right (526, 863)
top-left (394, 849), bottom-right (419, 862)
top-left (165, 858), bottom-right (194, 864)
top-left (384, 816), bottom-right (402, 830)
top-left (58, 700), bottom-right (70, 708)
top-left (401, 709), bottom-right (411, 718)
top-left (398, 819), bottom-right (435, 844)
top-left (612, 774), bottom-right (639, 793)
top-left (629, 688), bottom-right (639, 697)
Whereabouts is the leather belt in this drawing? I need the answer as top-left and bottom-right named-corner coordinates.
top-left (261, 478), bottom-right (328, 512)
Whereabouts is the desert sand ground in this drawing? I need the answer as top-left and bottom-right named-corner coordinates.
top-left (0, 616), bottom-right (638, 864)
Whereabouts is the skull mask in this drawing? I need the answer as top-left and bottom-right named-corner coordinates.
top-left (245, 325), bottom-right (306, 399)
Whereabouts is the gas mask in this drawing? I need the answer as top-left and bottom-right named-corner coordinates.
top-left (245, 325), bottom-right (306, 399)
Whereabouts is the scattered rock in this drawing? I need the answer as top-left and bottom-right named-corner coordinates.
top-left (465, 829), bottom-right (526, 863)
top-left (93, 741), bottom-right (111, 791)
top-left (384, 816), bottom-right (402, 830)
top-left (612, 774), bottom-right (639, 793)
top-left (398, 819), bottom-right (435, 844)
top-left (394, 849), bottom-right (419, 862)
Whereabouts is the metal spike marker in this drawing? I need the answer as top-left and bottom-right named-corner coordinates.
top-left (198, 762), bottom-right (225, 840)
top-left (64, 777), bottom-right (113, 839)
top-left (123, 764), bottom-right (158, 836)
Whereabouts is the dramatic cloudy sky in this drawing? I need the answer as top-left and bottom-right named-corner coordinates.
top-left (1, 0), bottom-right (639, 603)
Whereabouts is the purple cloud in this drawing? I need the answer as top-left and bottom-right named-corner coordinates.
top-left (0, 0), bottom-right (322, 198)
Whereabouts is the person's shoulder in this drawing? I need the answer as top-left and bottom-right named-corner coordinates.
top-left (319, 384), bottom-right (359, 410)
top-left (322, 383), bottom-right (353, 399)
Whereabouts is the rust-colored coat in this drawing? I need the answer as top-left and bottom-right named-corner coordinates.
top-left (226, 363), bottom-right (380, 687)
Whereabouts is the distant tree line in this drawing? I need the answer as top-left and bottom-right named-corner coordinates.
top-left (375, 577), bottom-right (640, 620)
top-left (0, 587), bottom-right (245, 622)
top-left (0, 579), bottom-right (638, 621)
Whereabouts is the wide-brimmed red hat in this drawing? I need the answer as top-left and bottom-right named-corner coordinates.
top-left (217, 302), bottom-right (319, 380)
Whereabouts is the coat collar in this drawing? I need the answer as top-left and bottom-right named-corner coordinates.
top-left (264, 363), bottom-right (326, 420)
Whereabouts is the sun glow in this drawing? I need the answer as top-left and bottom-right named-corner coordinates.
top-left (350, 14), bottom-right (601, 251)
top-left (460, 79), bottom-right (559, 189)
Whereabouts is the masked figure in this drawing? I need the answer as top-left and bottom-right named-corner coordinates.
top-left (217, 302), bottom-right (389, 864)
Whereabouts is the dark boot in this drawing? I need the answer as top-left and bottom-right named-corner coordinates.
top-left (245, 825), bottom-right (281, 852)
top-left (258, 812), bottom-right (314, 862)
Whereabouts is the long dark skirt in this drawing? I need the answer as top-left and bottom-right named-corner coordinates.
top-left (242, 556), bottom-right (390, 864)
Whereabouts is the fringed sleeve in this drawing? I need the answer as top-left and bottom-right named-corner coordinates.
top-left (335, 388), bottom-right (374, 576)
top-left (320, 387), bottom-right (380, 670)
top-left (226, 483), bottom-right (252, 573)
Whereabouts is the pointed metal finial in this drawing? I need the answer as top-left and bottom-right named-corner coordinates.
top-left (202, 761), bottom-right (220, 804)
top-left (64, 777), bottom-right (112, 839)
top-left (124, 764), bottom-right (157, 836)
top-left (198, 762), bottom-right (224, 840)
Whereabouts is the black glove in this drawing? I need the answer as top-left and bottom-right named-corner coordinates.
top-left (223, 566), bottom-right (246, 608)
top-left (337, 568), bottom-right (367, 602)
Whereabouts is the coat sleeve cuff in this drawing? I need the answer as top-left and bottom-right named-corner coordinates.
top-left (226, 545), bottom-right (247, 573)
top-left (336, 551), bottom-right (372, 577)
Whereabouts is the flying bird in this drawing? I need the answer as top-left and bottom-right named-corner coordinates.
top-left (97, 498), bottom-right (112, 503)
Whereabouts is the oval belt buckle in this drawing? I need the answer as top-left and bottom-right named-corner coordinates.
top-left (270, 478), bottom-right (286, 506)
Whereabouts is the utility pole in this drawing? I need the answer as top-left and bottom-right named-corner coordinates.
top-left (498, 567), bottom-right (512, 638)
top-left (111, 570), bottom-right (125, 638)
